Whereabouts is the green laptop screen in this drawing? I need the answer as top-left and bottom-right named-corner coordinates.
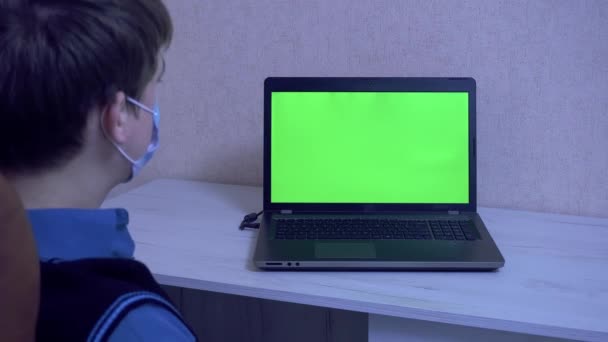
top-left (271, 92), bottom-right (469, 204)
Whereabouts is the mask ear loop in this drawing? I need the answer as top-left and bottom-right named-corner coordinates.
top-left (127, 97), bottom-right (156, 115)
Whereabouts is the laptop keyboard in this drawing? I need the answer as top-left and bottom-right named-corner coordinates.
top-left (274, 218), bottom-right (479, 241)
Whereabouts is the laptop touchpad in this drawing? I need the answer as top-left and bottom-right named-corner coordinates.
top-left (315, 242), bottom-right (377, 259)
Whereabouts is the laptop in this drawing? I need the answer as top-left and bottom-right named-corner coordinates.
top-left (253, 77), bottom-right (505, 271)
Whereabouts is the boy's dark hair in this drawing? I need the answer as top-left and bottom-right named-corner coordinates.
top-left (0, 0), bottom-right (173, 174)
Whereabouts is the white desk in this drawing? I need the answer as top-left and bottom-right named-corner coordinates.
top-left (103, 179), bottom-right (608, 342)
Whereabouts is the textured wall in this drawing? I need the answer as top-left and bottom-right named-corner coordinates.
top-left (114, 0), bottom-right (608, 218)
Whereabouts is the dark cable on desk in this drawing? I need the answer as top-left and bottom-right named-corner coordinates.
top-left (239, 210), bottom-right (263, 230)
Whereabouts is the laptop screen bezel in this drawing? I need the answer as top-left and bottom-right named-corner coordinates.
top-left (263, 77), bottom-right (477, 213)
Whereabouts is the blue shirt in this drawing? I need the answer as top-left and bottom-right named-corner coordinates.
top-left (28, 208), bottom-right (195, 342)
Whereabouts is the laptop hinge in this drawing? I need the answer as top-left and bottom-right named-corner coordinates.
top-left (448, 210), bottom-right (460, 215)
top-left (280, 209), bottom-right (293, 214)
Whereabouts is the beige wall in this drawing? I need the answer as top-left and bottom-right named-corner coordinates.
top-left (113, 0), bottom-right (608, 218)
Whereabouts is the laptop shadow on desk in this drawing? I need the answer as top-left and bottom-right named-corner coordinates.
top-left (245, 237), bottom-right (261, 272)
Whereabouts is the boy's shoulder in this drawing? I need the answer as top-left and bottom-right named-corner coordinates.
top-left (27, 208), bottom-right (135, 260)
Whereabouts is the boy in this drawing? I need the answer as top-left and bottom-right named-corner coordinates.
top-left (0, 0), bottom-right (196, 340)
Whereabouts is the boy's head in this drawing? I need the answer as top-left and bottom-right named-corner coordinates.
top-left (0, 0), bottom-right (173, 182)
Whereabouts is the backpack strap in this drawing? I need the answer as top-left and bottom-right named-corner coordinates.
top-left (87, 290), bottom-right (186, 342)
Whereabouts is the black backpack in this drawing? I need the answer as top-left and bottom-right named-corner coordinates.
top-left (36, 258), bottom-right (196, 341)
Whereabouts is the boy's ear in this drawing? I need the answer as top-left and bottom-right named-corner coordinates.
top-left (101, 91), bottom-right (129, 144)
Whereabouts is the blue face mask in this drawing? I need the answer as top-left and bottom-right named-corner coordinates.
top-left (110, 97), bottom-right (160, 182)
